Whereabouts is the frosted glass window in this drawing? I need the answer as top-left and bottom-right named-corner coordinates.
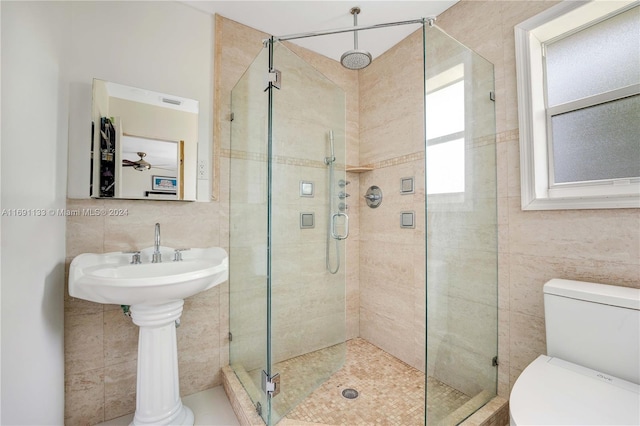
top-left (545, 6), bottom-right (640, 107)
top-left (426, 80), bottom-right (465, 140)
top-left (427, 139), bottom-right (465, 194)
top-left (515, 1), bottom-right (640, 209)
top-left (552, 95), bottom-right (640, 184)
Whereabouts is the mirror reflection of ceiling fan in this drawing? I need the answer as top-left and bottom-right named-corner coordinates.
top-left (122, 152), bottom-right (176, 172)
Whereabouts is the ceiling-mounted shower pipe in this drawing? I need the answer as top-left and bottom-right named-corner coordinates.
top-left (275, 18), bottom-right (432, 43)
top-left (340, 7), bottom-right (373, 70)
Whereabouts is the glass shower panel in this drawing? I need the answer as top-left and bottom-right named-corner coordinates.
top-left (269, 42), bottom-right (347, 424)
top-left (424, 24), bottom-right (498, 423)
top-left (229, 47), bottom-right (270, 421)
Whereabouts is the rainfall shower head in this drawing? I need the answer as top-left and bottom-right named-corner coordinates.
top-left (341, 7), bottom-right (372, 70)
top-left (341, 50), bottom-right (372, 70)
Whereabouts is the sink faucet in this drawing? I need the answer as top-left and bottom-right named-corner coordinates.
top-left (152, 223), bottom-right (162, 263)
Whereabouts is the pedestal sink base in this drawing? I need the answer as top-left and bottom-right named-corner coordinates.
top-left (132, 405), bottom-right (194, 426)
top-left (68, 246), bottom-right (229, 426)
top-left (130, 301), bottom-right (193, 426)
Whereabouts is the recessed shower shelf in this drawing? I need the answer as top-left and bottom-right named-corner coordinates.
top-left (346, 166), bottom-right (374, 173)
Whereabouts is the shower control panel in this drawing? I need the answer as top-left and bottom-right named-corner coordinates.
top-left (364, 185), bottom-right (383, 208)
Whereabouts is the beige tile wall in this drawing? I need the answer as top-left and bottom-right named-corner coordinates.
top-left (436, 0), bottom-right (640, 399)
top-left (280, 41), bottom-right (361, 340)
top-left (358, 29), bottom-right (428, 372)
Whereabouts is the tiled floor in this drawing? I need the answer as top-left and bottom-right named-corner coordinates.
top-left (244, 338), bottom-right (473, 425)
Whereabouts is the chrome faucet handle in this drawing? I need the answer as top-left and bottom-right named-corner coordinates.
top-left (123, 251), bottom-right (142, 264)
top-left (173, 248), bottom-right (190, 262)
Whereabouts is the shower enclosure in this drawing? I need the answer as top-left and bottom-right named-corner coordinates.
top-left (228, 19), bottom-right (497, 425)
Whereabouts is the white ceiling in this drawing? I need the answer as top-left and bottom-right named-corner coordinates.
top-left (184, 1), bottom-right (458, 62)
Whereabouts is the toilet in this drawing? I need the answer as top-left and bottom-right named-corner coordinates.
top-left (510, 279), bottom-right (640, 425)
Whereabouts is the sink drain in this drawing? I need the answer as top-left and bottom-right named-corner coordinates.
top-left (341, 388), bottom-right (359, 399)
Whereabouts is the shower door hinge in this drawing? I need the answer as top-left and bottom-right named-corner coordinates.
top-left (489, 91), bottom-right (495, 102)
top-left (261, 370), bottom-right (281, 398)
top-left (264, 69), bottom-right (282, 91)
top-left (228, 332), bottom-right (233, 342)
top-left (229, 112), bottom-right (234, 122)
top-left (492, 356), bottom-right (499, 367)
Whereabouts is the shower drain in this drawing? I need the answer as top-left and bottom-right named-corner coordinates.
top-left (341, 388), bottom-right (359, 399)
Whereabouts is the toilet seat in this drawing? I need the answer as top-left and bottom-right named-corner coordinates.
top-left (510, 355), bottom-right (640, 425)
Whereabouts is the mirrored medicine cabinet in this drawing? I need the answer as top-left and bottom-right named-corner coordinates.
top-left (90, 78), bottom-right (199, 201)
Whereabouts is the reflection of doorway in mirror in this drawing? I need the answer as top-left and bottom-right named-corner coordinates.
top-left (89, 79), bottom-right (199, 201)
top-left (120, 135), bottom-right (181, 199)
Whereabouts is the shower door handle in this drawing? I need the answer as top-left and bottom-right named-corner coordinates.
top-left (330, 212), bottom-right (349, 240)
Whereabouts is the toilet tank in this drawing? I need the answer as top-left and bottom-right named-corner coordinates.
top-left (544, 279), bottom-right (640, 384)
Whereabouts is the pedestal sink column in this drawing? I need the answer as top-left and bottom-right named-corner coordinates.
top-left (130, 300), bottom-right (194, 426)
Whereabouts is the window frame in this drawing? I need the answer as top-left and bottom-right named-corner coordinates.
top-left (514, 0), bottom-right (640, 210)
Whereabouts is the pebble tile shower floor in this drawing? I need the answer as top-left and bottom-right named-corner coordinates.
top-left (252, 338), bottom-right (472, 425)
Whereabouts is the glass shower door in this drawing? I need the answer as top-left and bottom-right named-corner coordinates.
top-left (424, 24), bottom-right (498, 423)
top-left (268, 41), bottom-right (347, 424)
top-left (230, 40), bottom-right (347, 425)
top-left (229, 46), bottom-right (270, 421)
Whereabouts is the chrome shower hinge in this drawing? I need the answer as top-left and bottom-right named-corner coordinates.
top-left (264, 69), bottom-right (282, 91)
top-left (261, 370), bottom-right (281, 398)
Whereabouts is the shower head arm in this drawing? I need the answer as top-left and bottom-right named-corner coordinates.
top-left (352, 7), bottom-right (359, 50)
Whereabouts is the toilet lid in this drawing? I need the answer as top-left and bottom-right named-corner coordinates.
top-left (510, 355), bottom-right (640, 425)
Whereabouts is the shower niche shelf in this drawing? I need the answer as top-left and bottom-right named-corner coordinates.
top-left (346, 166), bottom-right (373, 173)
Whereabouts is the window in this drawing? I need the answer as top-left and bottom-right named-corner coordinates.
top-left (515, 1), bottom-right (640, 209)
top-left (426, 64), bottom-right (466, 196)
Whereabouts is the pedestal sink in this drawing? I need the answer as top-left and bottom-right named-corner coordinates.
top-left (69, 246), bottom-right (228, 425)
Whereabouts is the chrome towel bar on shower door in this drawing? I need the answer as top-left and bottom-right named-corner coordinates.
top-left (330, 212), bottom-right (349, 240)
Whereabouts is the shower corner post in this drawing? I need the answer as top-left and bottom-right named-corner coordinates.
top-left (422, 19), bottom-right (428, 426)
top-left (265, 34), bottom-right (276, 426)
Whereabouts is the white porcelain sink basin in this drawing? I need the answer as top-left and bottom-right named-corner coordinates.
top-left (69, 246), bottom-right (228, 305)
